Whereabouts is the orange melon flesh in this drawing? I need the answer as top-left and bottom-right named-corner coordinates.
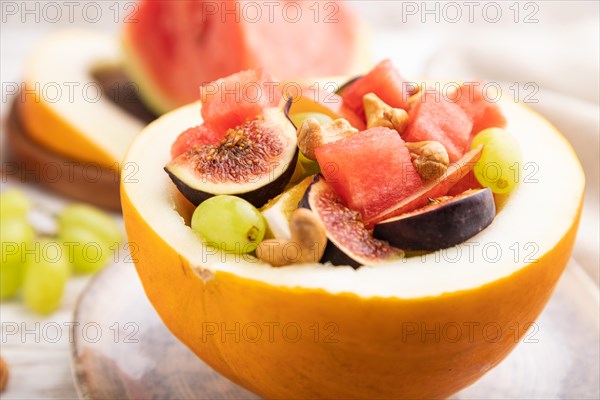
top-left (20, 30), bottom-right (145, 170)
top-left (122, 0), bottom-right (370, 114)
top-left (121, 95), bottom-right (584, 398)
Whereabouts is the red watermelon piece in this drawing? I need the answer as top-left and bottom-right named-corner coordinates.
top-left (314, 127), bottom-right (423, 222)
top-left (318, 91), bottom-right (366, 130)
top-left (171, 69), bottom-right (280, 158)
top-left (123, 0), bottom-right (366, 114)
top-left (341, 59), bottom-right (410, 120)
top-left (452, 83), bottom-right (507, 137)
top-left (200, 69), bottom-right (281, 134)
top-left (171, 124), bottom-right (223, 159)
top-left (404, 92), bottom-right (473, 163)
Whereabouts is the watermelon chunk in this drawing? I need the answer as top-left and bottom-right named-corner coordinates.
top-left (366, 146), bottom-right (483, 225)
top-left (404, 92), bottom-right (473, 163)
top-left (171, 124), bottom-right (223, 159)
top-left (314, 127), bottom-right (423, 222)
top-left (452, 83), bottom-right (507, 138)
top-left (341, 60), bottom-right (410, 121)
top-left (201, 69), bottom-right (281, 134)
top-left (123, 0), bottom-right (367, 114)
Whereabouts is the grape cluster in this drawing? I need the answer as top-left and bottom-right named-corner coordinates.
top-left (0, 190), bottom-right (122, 314)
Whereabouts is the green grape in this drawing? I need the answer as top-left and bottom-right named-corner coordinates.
top-left (191, 195), bottom-right (266, 253)
top-left (0, 217), bottom-right (35, 299)
top-left (289, 162), bottom-right (308, 186)
top-left (0, 189), bottom-right (32, 218)
top-left (290, 112), bottom-right (333, 128)
top-left (289, 152), bottom-right (321, 185)
top-left (287, 112), bottom-right (330, 185)
top-left (471, 128), bottom-right (523, 194)
top-left (59, 227), bottom-right (111, 274)
top-left (22, 239), bottom-right (70, 315)
top-left (299, 152), bottom-right (320, 175)
top-left (58, 204), bottom-right (122, 247)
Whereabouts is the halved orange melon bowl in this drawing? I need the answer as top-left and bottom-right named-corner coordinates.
top-left (121, 95), bottom-right (584, 398)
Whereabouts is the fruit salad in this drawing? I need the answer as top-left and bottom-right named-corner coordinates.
top-left (122, 55), bottom-right (583, 400)
top-left (165, 59), bottom-right (522, 268)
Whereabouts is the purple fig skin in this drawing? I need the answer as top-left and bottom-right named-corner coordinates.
top-left (164, 98), bottom-right (297, 208)
top-left (373, 188), bottom-right (496, 251)
top-left (299, 179), bottom-right (361, 268)
top-left (165, 150), bottom-right (298, 208)
top-left (320, 241), bottom-right (362, 269)
top-left (299, 175), bottom-right (401, 268)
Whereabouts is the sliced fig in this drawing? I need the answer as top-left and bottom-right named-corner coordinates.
top-left (165, 106), bottom-right (298, 208)
top-left (373, 188), bottom-right (495, 251)
top-left (366, 145), bottom-right (484, 225)
top-left (299, 175), bottom-right (403, 268)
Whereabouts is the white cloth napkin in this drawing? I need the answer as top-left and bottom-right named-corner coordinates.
top-left (354, 0), bottom-right (599, 283)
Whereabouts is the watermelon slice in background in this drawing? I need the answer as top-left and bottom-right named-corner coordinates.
top-left (315, 127), bottom-right (424, 222)
top-left (123, 0), bottom-right (369, 114)
top-left (403, 91), bottom-right (473, 163)
top-left (452, 83), bottom-right (507, 138)
top-left (340, 59), bottom-right (410, 120)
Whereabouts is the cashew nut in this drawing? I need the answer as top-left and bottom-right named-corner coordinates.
top-left (363, 93), bottom-right (409, 134)
top-left (297, 118), bottom-right (358, 160)
top-left (406, 141), bottom-right (450, 181)
top-left (256, 208), bottom-right (327, 267)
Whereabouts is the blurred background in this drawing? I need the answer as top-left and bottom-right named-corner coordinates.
top-left (1, 1), bottom-right (598, 399)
